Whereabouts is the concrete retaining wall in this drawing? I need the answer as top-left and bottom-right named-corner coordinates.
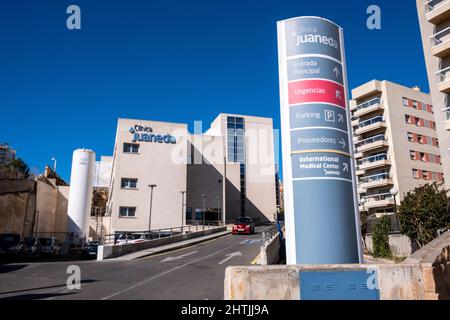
top-left (224, 231), bottom-right (450, 300)
top-left (224, 264), bottom-right (426, 300)
top-left (97, 226), bottom-right (226, 260)
top-left (365, 234), bottom-right (413, 257)
top-left (258, 229), bottom-right (284, 265)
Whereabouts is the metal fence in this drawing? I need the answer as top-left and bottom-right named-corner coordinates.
top-left (102, 224), bottom-right (224, 245)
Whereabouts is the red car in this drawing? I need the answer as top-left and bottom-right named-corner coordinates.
top-left (232, 217), bottom-right (255, 235)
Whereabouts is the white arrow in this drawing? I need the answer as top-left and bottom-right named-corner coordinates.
top-left (338, 114), bottom-right (344, 123)
top-left (339, 138), bottom-right (346, 149)
top-left (161, 251), bottom-right (198, 262)
top-left (343, 162), bottom-right (349, 172)
top-left (336, 90), bottom-right (342, 100)
top-left (218, 251), bottom-right (242, 265)
top-left (333, 67), bottom-right (340, 78)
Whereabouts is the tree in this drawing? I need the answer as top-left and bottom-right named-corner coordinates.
top-left (398, 182), bottom-right (450, 248)
top-left (372, 215), bottom-right (391, 258)
top-left (0, 158), bottom-right (31, 179)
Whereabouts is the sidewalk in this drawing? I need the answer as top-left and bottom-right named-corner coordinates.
top-left (105, 230), bottom-right (231, 261)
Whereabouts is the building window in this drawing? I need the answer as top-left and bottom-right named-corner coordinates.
top-left (119, 206), bottom-right (136, 217)
top-left (123, 143), bottom-right (139, 153)
top-left (227, 116), bottom-right (246, 215)
top-left (121, 178), bottom-right (138, 189)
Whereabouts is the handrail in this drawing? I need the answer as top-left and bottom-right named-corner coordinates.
top-left (363, 192), bottom-right (394, 201)
top-left (358, 153), bottom-right (388, 165)
top-left (355, 134), bottom-right (386, 147)
top-left (425, 0), bottom-right (448, 13)
top-left (358, 116), bottom-right (384, 128)
top-left (360, 172), bottom-right (390, 183)
top-left (355, 97), bottom-right (382, 111)
top-left (436, 66), bottom-right (450, 82)
top-left (102, 223), bottom-right (225, 245)
top-left (430, 26), bottom-right (450, 45)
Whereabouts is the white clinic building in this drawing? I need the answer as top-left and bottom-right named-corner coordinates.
top-left (105, 114), bottom-right (278, 235)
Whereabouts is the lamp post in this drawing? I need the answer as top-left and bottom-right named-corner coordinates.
top-left (180, 191), bottom-right (186, 233)
top-left (359, 198), bottom-right (367, 213)
top-left (217, 196), bottom-right (221, 226)
top-left (51, 157), bottom-right (57, 172)
top-left (148, 184), bottom-right (157, 232)
top-left (201, 194), bottom-right (206, 227)
top-left (390, 186), bottom-right (400, 232)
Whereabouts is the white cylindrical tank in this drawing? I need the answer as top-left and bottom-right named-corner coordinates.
top-left (67, 149), bottom-right (96, 237)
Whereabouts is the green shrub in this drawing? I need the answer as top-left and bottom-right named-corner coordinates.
top-left (372, 215), bottom-right (391, 258)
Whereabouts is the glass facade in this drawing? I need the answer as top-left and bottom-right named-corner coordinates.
top-left (227, 116), bottom-right (246, 216)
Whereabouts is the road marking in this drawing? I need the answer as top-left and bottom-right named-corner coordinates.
top-left (100, 241), bottom-right (241, 300)
top-left (135, 234), bottom-right (232, 261)
top-left (240, 239), bottom-right (263, 245)
top-left (218, 252), bottom-right (242, 265)
top-left (251, 253), bottom-right (260, 265)
top-left (160, 251), bottom-right (197, 263)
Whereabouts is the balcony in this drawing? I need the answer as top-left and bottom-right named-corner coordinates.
top-left (357, 154), bottom-right (391, 171)
top-left (442, 107), bottom-right (450, 130)
top-left (436, 66), bottom-right (450, 93)
top-left (425, 0), bottom-right (450, 25)
top-left (363, 193), bottom-right (395, 210)
top-left (354, 116), bottom-right (386, 135)
top-left (430, 26), bottom-right (450, 58)
top-left (359, 172), bottom-right (393, 189)
top-left (355, 134), bottom-right (389, 153)
top-left (353, 98), bottom-right (384, 118)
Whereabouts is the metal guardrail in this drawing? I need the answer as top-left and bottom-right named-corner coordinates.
top-left (262, 223), bottom-right (284, 245)
top-left (102, 223), bottom-right (224, 245)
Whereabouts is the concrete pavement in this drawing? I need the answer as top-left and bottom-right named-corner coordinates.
top-left (0, 226), bottom-right (270, 300)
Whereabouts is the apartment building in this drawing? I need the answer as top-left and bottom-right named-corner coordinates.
top-left (350, 80), bottom-right (444, 221)
top-left (417, 0), bottom-right (450, 189)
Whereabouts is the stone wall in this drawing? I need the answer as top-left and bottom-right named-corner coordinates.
top-left (405, 231), bottom-right (450, 300)
top-left (0, 178), bottom-right (36, 237)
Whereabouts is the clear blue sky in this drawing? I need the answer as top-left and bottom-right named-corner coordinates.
top-left (0, 0), bottom-right (428, 181)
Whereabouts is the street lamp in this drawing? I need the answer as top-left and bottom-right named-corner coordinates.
top-left (51, 157), bottom-right (57, 172)
top-left (148, 184), bottom-right (157, 231)
top-left (216, 196), bottom-right (221, 225)
top-left (359, 198), bottom-right (367, 212)
top-left (201, 194), bottom-right (206, 227)
top-left (180, 191), bottom-right (186, 233)
top-left (390, 186), bottom-right (400, 231)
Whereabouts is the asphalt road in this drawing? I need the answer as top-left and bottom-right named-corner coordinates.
top-left (0, 226), bottom-right (269, 300)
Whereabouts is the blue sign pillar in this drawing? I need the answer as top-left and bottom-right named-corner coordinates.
top-left (277, 16), bottom-right (362, 264)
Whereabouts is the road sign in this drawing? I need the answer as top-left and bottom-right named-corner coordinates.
top-left (277, 16), bottom-right (362, 264)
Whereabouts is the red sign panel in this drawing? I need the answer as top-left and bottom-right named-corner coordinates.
top-left (288, 79), bottom-right (346, 108)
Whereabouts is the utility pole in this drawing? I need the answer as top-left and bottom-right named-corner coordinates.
top-left (201, 194), bottom-right (206, 228)
top-left (180, 191), bottom-right (186, 233)
top-left (148, 184), bottom-right (157, 231)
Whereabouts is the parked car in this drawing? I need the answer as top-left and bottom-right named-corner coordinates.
top-left (0, 233), bottom-right (21, 256)
top-left (38, 237), bottom-right (61, 257)
top-left (21, 237), bottom-right (42, 258)
top-left (232, 217), bottom-right (255, 235)
top-left (81, 241), bottom-right (99, 259)
top-left (116, 233), bottom-right (153, 245)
